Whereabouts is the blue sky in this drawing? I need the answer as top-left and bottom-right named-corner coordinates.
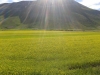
top-left (0, 0), bottom-right (100, 10)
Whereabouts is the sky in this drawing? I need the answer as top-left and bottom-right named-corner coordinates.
top-left (75, 0), bottom-right (100, 10)
top-left (0, 0), bottom-right (100, 10)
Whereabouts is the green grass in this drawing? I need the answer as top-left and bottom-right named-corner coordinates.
top-left (0, 31), bottom-right (100, 75)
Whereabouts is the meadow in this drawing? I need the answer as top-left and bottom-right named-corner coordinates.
top-left (0, 31), bottom-right (100, 75)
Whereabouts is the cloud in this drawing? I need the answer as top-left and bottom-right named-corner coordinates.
top-left (79, 0), bottom-right (100, 10)
top-left (0, 0), bottom-right (9, 4)
top-left (0, 0), bottom-right (34, 4)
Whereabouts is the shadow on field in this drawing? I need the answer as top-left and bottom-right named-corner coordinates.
top-left (68, 60), bottom-right (100, 70)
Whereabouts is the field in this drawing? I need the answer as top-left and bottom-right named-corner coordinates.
top-left (0, 31), bottom-right (100, 75)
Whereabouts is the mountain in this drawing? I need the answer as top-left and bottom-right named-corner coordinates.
top-left (0, 0), bottom-right (100, 30)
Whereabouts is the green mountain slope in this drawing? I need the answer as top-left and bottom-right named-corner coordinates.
top-left (0, 0), bottom-right (100, 30)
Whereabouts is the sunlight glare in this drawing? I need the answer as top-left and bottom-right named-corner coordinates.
top-left (41, 0), bottom-right (62, 4)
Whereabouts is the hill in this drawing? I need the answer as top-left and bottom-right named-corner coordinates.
top-left (0, 0), bottom-right (100, 30)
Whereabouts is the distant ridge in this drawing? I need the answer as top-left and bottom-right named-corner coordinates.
top-left (0, 0), bottom-right (100, 30)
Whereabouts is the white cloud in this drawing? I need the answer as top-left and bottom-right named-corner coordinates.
top-left (79, 0), bottom-right (100, 10)
top-left (0, 0), bottom-right (9, 4)
top-left (0, 0), bottom-right (34, 4)
top-left (89, 5), bottom-right (100, 9)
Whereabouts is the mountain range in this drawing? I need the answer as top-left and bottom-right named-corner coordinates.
top-left (0, 0), bottom-right (100, 30)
